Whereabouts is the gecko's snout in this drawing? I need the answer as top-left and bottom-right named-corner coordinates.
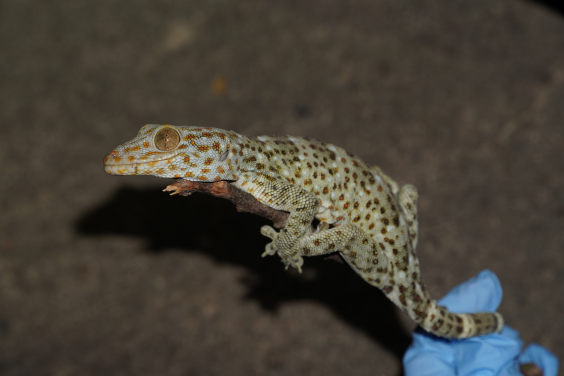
top-left (103, 150), bottom-right (121, 166)
top-left (103, 150), bottom-right (135, 175)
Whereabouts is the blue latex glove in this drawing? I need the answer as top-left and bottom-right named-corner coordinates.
top-left (403, 270), bottom-right (559, 376)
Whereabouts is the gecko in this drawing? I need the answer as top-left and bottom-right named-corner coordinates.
top-left (104, 124), bottom-right (504, 339)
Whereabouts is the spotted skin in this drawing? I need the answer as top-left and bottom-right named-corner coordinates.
top-left (104, 124), bottom-right (504, 339)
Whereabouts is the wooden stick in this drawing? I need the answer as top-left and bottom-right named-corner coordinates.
top-left (163, 179), bottom-right (289, 229)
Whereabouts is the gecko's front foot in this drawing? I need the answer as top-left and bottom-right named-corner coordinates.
top-left (260, 225), bottom-right (304, 273)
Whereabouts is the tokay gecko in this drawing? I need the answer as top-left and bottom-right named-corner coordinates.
top-left (104, 124), bottom-right (504, 339)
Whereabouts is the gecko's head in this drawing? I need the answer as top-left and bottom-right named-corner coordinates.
top-left (104, 124), bottom-right (238, 181)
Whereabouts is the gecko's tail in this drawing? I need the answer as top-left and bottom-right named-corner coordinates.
top-left (409, 299), bottom-right (504, 339)
top-left (357, 265), bottom-right (504, 338)
top-left (394, 184), bottom-right (503, 338)
top-left (373, 273), bottom-right (504, 338)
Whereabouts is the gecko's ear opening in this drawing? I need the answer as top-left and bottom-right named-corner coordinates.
top-left (154, 127), bottom-right (180, 151)
top-left (219, 149), bottom-right (230, 162)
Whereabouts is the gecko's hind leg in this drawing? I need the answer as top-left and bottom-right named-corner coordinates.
top-left (289, 224), bottom-right (389, 282)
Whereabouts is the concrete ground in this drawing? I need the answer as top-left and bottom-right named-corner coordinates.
top-left (1, 0), bottom-right (563, 375)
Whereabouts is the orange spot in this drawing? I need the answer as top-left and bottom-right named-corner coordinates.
top-left (128, 156), bottom-right (135, 162)
top-left (183, 157), bottom-right (190, 163)
top-left (156, 168), bottom-right (165, 174)
top-left (197, 145), bottom-right (210, 152)
top-left (212, 142), bottom-right (221, 150)
top-left (211, 74), bottom-right (228, 96)
top-left (217, 166), bottom-right (225, 174)
top-left (201, 168), bottom-right (210, 173)
top-left (201, 132), bottom-right (213, 138)
top-left (197, 176), bottom-right (207, 180)
top-left (132, 145), bottom-right (140, 151)
top-left (184, 134), bottom-right (197, 140)
top-left (185, 172), bottom-right (194, 177)
top-left (143, 142), bottom-right (150, 148)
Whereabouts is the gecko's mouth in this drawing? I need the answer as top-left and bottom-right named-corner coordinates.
top-left (104, 163), bottom-right (142, 175)
top-left (103, 151), bottom-right (180, 176)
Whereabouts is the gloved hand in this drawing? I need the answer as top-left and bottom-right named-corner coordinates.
top-left (403, 270), bottom-right (559, 376)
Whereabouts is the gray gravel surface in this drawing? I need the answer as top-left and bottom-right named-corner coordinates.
top-left (1, 1), bottom-right (563, 375)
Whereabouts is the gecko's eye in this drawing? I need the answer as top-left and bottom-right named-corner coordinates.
top-left (154, 127), bottom-right (180, 151)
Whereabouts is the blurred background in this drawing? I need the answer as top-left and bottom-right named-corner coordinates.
top-left (1, 0), bottom-right (563, 375)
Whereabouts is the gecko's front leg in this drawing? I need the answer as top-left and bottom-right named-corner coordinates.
top-left (233, 173), bottom-right (320, 272)
top-left (260, 225), bottom-right (307, 272)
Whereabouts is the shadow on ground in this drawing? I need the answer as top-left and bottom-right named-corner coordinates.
top-left (76, 185), bottom-right (412, 366)
top-left (528, 0), bottom-right (564, 16)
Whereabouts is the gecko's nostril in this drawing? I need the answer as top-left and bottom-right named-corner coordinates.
top-left (103, 150), bottom-right (119, 164)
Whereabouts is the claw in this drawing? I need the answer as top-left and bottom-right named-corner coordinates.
top-left (163, 185), bottom-right (188, 196)
top-left (261, 242), bottom-right (277, 257)
top-left (260, 225), bottom-right (277, 240)
top-left (261, 249), bottom-right (275, 258)
top-left (294, 256), bottom-right (304, 273)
